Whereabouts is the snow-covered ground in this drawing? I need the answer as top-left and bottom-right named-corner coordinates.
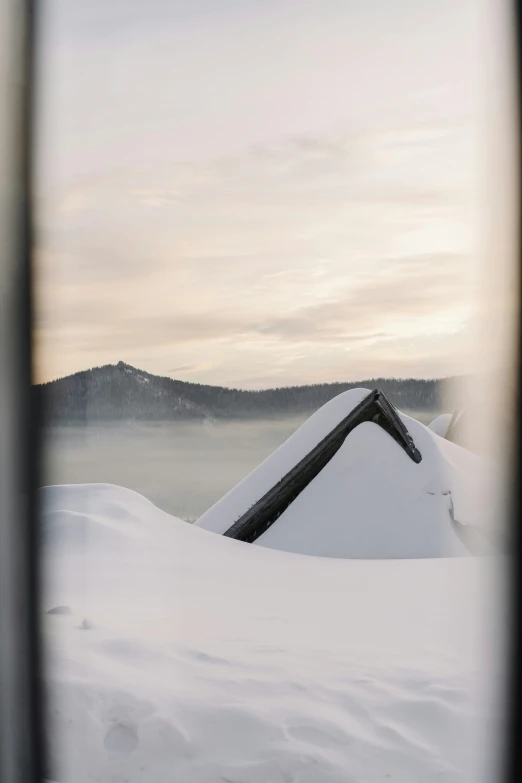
top-left (43, 479), bottom-right (496, 782)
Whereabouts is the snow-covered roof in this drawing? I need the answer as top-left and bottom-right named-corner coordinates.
top-left (222, 389), bottom-right (421, 545)
top-left (428, 413), bottom-right (453, 438)
top-left (196, 389), bottom-right (482, 558)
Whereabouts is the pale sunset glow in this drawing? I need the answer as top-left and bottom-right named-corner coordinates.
top-left (35, 0), bottom-right (480, 387)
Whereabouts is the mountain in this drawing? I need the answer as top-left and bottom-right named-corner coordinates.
top-left (37, 361), bottom-right (449, 423)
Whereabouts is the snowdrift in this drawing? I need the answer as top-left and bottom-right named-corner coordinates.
top-left (196, 389), bottom-right (482, 558)
top-left (42, 483), bottom-right (490, 783)
top-left (428, 413), bottom-right (453, 438)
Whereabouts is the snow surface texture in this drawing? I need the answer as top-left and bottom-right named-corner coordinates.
top-left (428, 414), bottom-right (453, 438)
top-left (43, 483), bottom-right (493, 783)
top-left (196, 389), bottom-right (483, 558)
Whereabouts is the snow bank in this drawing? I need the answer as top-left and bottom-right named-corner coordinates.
top-left (197, 390), bottom-right (481, 558)
top-left (42, 483), bottom-right (490, 783)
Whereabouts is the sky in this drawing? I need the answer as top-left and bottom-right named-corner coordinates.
top-left (35, 0), bottom-right (482, 388)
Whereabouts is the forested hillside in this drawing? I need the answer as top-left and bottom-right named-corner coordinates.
top-left (37, 361), bottom-right (449, 423)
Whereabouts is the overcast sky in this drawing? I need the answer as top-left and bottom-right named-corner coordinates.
top-left (35, 0), bottom-right (482, 388)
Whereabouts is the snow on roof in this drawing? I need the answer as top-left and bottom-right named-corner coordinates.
top-left (196, 389), bottom-right (481, 558)
top-left (428, 413), bottom-right (453, 438)
top-left (196, 388), bottom-right (372, 536)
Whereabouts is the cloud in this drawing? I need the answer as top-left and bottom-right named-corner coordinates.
top-left (254, 253), bottom-right (473, 344)
top-left (35, 125), bottom-right (476, 385)
top-left (167, 364), bottom-right (202, 374)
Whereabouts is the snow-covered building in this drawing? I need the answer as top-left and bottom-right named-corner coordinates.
top-left (196, 389), bottom-right (484, 558)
